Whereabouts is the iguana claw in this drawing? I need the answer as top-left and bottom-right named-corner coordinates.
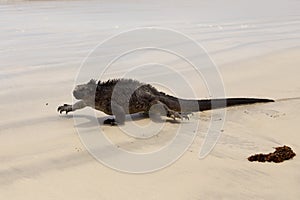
top-left (57, 104), bottom-right (72, 114)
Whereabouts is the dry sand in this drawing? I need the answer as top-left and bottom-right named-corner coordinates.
top-left (1, 48), bottom-right (299, 200)
top-left (0, 0), bottom-right (300, 200)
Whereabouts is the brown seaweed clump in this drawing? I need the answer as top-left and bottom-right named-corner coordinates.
top-left (248, 145), bottom-right (296, 163)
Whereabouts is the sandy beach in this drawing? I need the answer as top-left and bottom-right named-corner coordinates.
top-left (1, 0), bottom-right (300, 199)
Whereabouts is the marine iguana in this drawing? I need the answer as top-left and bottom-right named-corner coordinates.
top-left (58, 79), bottom-right (274, 125)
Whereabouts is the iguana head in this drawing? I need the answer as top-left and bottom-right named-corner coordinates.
top-left (73, 79), bottom-right (97, 100)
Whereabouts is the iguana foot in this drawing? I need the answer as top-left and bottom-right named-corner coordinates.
top-left (180, 112), bottom-right (190, 120)
top-left (57, 104), bottom-right (73, 114)
top-left (103, 118), bottom-right (125, 126)
top-left (103, 118), bottom-right (117, 126)
top-left (167, 110), bottom-right (189, 120)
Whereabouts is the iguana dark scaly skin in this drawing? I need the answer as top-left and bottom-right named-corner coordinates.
top-left (58, 79), bottom-right (274, 125)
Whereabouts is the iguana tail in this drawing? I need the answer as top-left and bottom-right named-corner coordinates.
top-left (158, 95), bottom-right (274, 112)
top-left (196, 98), bottom-right (274, 111)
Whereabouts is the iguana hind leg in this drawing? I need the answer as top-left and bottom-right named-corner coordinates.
top-left (149, 100), bottom-right (189, 120)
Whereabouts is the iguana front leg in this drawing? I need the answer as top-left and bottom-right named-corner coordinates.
top-left (57, 100), bottom-right (86, 114)
top-left (103, 102), bottom-right (126, 126)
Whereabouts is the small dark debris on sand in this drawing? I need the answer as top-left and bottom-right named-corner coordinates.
top-left (248, 145), bottom-right (296, 163)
